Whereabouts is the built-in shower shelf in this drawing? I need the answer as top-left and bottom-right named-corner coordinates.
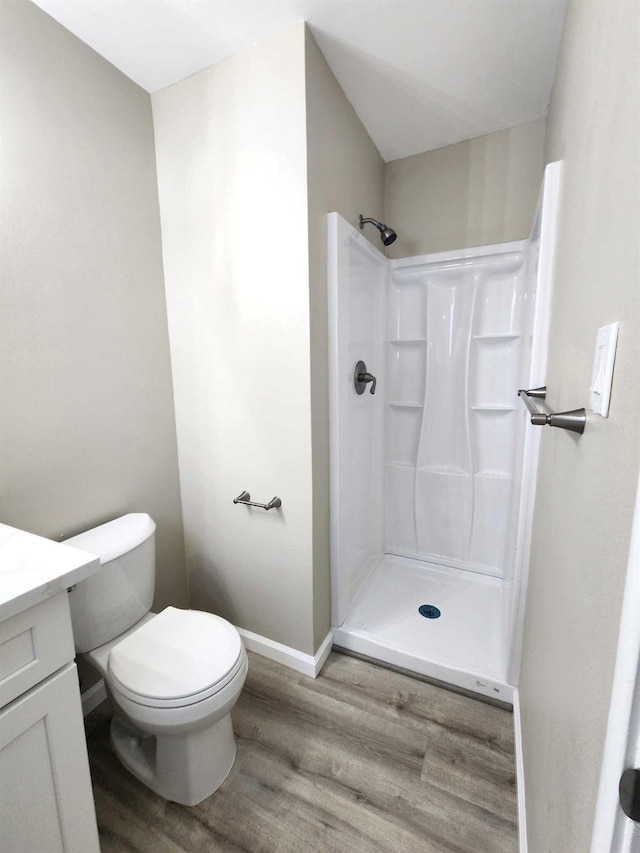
top-left (473, 333), bottom-right (521, 341)
top-left (389, 338), bottom-right (427, 344)
top-left (418, 466), bottom-right (470, 476)
top-left (472, 405), bottom-right (516, 412)
top-left (388, 401), bottom-right (424, 408)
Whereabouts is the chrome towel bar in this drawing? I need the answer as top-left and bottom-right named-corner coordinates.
top-left (518, 386), bottom-right (586, 435)
top-left (233, 490), bottom-right (282, 511)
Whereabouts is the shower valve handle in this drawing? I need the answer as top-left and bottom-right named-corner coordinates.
top-left (359, 372), bottom-right (377, 394)
top-left (354, 361), bottom-right (377, 395)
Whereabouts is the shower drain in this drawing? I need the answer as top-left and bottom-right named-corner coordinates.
top-left (418, 604), bottom-right (441, 619)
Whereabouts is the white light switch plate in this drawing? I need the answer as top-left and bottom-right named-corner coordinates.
top-left (589, 322), bottom-right (619, 417)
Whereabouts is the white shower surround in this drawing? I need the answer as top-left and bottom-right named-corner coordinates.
top-left (387, 246), bottom-right (529, 578)
top-left (328, 163), bottom-right (560, 701)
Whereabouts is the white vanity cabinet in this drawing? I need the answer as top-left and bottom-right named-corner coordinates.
top-left (0, 525), bottom-right (102, 853)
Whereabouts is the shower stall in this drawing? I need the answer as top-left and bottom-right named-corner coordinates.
top-left (328, 163), bottom-right (560, 702)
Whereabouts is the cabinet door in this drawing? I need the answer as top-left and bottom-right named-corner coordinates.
top-left (0, 662), bottom-right (100, 853)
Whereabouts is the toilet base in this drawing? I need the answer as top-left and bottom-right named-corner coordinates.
top-left (111, 711), bottom-right (237, 806)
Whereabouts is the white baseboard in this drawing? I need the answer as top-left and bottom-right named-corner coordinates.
top-left (237, 627), bottom-right (333, 679)
top-left (513, 688), bottom-right (527, 853)
top-left (80, 630), bottom-right (334, 717)
top-left (82, 678), bottom-right (107, 717)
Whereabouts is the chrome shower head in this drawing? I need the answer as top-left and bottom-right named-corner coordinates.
top-left (359, 214), bottom-right (397, 246)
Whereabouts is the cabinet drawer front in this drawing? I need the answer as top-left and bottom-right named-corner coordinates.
top-left (0, 592), bottom-right (75, 706)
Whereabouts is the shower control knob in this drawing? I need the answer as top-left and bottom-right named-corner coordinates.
top-left (358, 372), bottom-right (377, 394)
top-left (620, 768), bottom-right (640, 821)
top-left (354, 360), bottom-right (377, 395)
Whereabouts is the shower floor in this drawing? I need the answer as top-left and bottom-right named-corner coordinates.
top-left (332, 555), bottom-right (514, 703)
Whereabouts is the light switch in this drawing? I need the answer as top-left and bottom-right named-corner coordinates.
top-left (589, 322), bottom-right (619, 417)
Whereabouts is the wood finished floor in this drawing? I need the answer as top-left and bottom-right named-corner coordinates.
top-left (86, 651), bottom-right (517, 853)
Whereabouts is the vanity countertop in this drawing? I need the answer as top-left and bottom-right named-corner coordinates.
top-left (0, 524), bottom-right (100, 622)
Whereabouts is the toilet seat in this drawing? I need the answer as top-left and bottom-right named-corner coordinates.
top-left (108, 606), bottom-right (244, 709)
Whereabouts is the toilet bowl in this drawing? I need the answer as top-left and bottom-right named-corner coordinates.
top-left (66, 514), bottom-right (247, 805)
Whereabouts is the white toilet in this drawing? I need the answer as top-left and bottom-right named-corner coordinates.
top-left (66, 512), bottom-right (248, 806)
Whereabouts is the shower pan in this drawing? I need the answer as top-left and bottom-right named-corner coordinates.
top-left (328, 163), bottom-right (561, 702)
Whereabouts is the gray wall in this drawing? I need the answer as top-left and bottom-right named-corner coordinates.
top-left (384, 120), bottom-right (546, 258)
top-left (305, 27), bottom-right (385, 648)
top-left (0, 0), bottom-right (187, 611)
top-left (519, 1), bottom-right (640, 850)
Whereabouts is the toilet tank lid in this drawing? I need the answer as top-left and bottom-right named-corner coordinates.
top-left (65, 513), bottom-right (156, 563)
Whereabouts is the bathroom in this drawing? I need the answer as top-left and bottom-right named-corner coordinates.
top-left (1, 1), bottom-right (639, 851)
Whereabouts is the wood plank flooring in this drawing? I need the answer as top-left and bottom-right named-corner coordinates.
top-left (86, 651), bottom-right (517, 852)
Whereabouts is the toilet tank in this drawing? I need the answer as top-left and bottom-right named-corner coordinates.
top-left (66, 513), bottom-right (156, 653)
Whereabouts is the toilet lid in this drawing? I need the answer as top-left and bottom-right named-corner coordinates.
top-left (108, 607), bottom-right (243, 704)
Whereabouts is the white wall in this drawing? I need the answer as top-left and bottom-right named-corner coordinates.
top-left (305, 28), bottom-right (385, 648)
top-left (153, 24), bottom-right (385, 655)
top-left (519, 2), bottom-right (640, 850)
top-left (384, 120), bottom-right (546, 258)
top-left (153, 24), bottom-right (317, 654)
top-left (0, 0), bottom-right (186, 611)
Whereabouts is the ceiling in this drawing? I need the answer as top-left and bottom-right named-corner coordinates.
top-left (31, 0), bottom-right (567, 162)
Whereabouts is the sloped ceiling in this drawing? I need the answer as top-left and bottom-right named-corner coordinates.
top-left (31, 0), bottom-right (567, 162)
